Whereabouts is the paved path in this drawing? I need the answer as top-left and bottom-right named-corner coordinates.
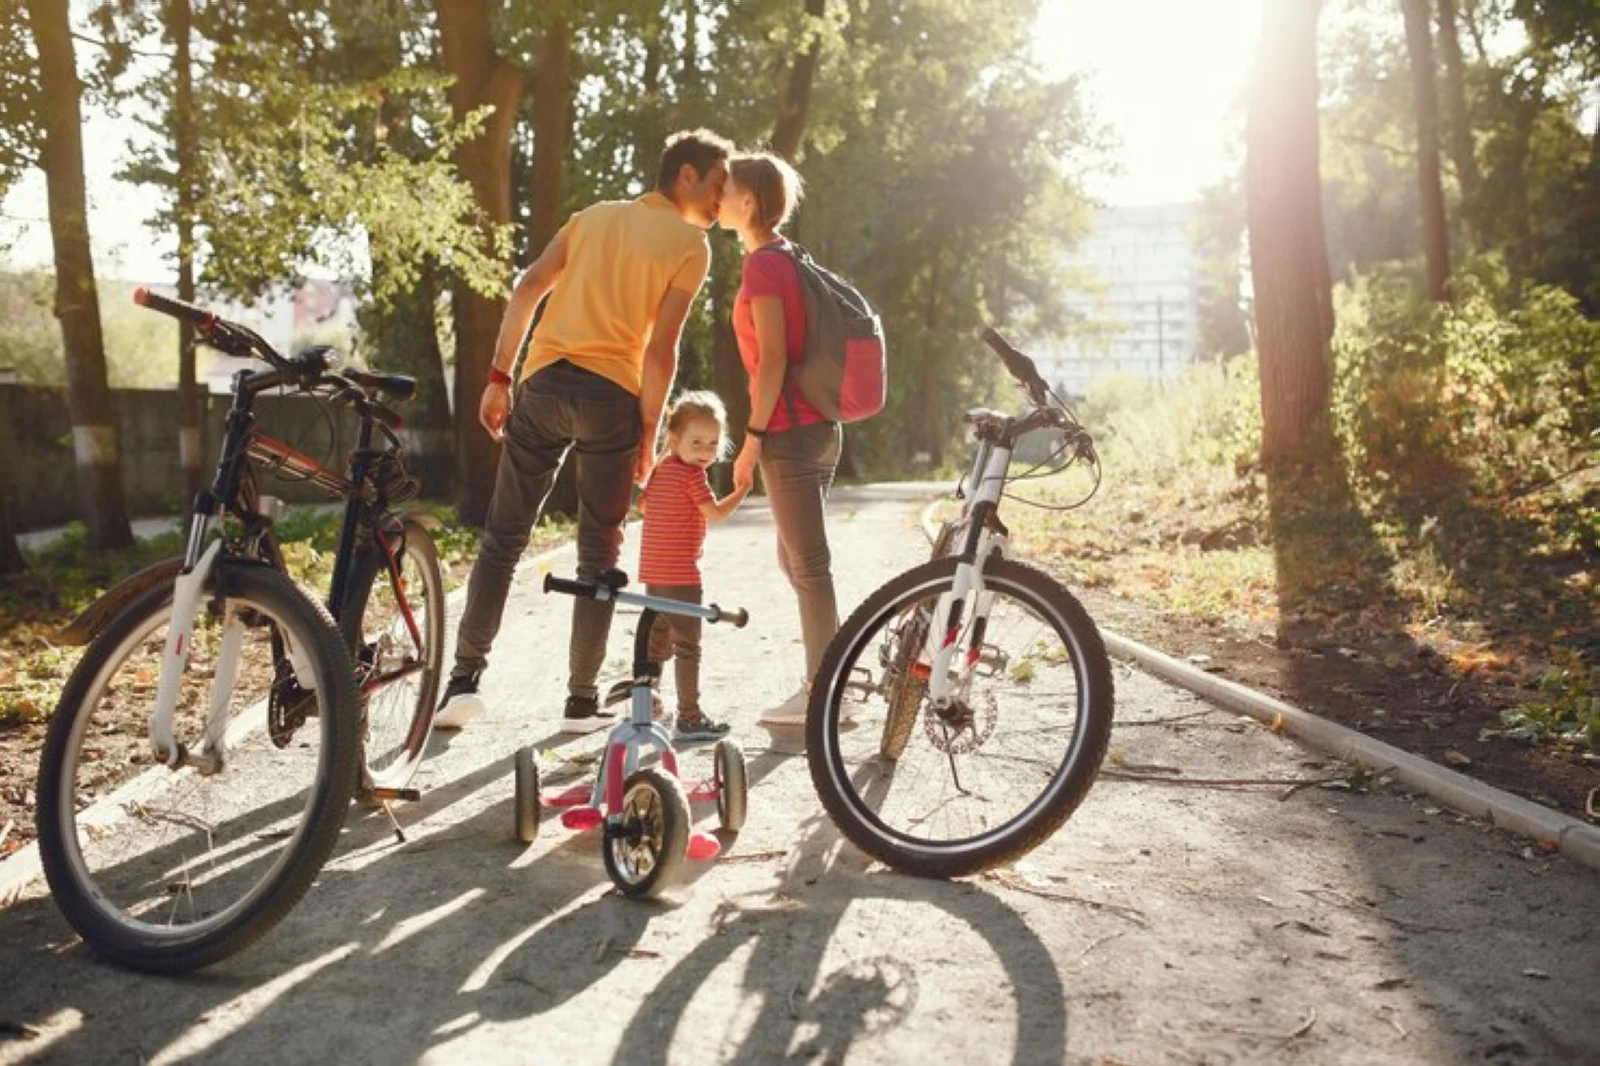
top-left (1, 485), bottom-right (1595, 1066)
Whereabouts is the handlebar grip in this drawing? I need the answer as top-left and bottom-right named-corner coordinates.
top-left (133, 286), bottom-right (214, 327)
top-left (979, 326), bottom-right (1049, 402)
top-left (543, 574), bottom-right (595, 598)
top-left (710, 605), bottom-right (749, 628)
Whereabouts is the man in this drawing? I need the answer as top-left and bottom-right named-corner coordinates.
top-left (436, 129), bottom-right (732, 734)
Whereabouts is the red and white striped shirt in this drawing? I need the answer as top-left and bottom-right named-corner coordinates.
top-left (638, 456), bottom-right (713, 585)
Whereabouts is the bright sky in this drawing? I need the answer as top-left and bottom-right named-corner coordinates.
top-left (1033, 0), bottom-right (1263, 205)
top-left (0, 0), bottom-right (1265, 281)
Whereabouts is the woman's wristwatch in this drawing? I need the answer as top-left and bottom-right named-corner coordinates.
top-left (745, 424), bottom-right (768, 440)
top-left (487, 365), bottom-right (513, 387)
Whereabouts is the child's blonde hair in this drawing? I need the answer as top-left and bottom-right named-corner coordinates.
top-left (663, 390), bottom-right (732, 460)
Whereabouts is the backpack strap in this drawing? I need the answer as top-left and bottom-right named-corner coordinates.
top-left (753, 241), bottom-right (805, 431)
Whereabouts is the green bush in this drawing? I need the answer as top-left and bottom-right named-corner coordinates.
top-left (1078, 356), bottom-right (1261, 479)
top-left (1331, 254), bottom-right (1600, 499)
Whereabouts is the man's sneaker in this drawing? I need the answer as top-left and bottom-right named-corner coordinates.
top-left (758, 688), bottom-right (809, 728)
top-left (434, 672), bottom-right (486, 730)
top-left (674, 714), bottom-right (731, 742)
top-left (560, 694), bottom-right (615, 735)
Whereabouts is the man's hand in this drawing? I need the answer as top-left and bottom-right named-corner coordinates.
top-left (733, 437), bottom-right (760, 493)
top-left (480, 381), bottom-right (510, 441)
top-left (635, 429), bottom-right (658, 487)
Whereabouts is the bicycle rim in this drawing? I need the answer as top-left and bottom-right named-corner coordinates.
top-left (352, 523), bottom-right (443, 789)
top-left (810, 558), bottom-right (1113, 875)
top-left (37, 569), bottom-right (355, 970)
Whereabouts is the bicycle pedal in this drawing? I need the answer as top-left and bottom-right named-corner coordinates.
top-left (368, 786), bottom-right (422, 803)
top-left (560, 806), bottom-right (603, 832)
top-left (687, 832), bottom-right (721, 861)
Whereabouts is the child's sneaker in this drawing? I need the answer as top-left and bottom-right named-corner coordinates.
top-left (674, 714), bottom-right (731, 742)
top-left (560, 694), bottom-right (615, 735)
top-left (434, 671), bottom-right (486, 730)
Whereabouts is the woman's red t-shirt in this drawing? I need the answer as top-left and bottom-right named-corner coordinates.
top-left (732, 240), bottom-right (826, 432)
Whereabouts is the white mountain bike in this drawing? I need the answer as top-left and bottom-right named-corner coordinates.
top-left (806, 328), bottom-right (1114, 877)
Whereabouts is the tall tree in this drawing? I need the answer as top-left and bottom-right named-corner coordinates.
top-left (1401, 0), bottom-right (1452, 300)
top-left (24, 0), bottom-right (134, 548)
top-left (170, 0), bottom-right (203, 506)
top-left (527, 17), bottom-right (572, 259)
top-left (1246, 0), bottom-right (1335, 468)
top-left (771, 0), bottom-right (826, 160)
top-left (435, 0), bottom-right (525, 525)
top-left (1435, 0), bottom-right (1483, 245)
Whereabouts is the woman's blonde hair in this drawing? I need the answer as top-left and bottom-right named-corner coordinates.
top-left (729, 151), bottom-right (804, 234)
top-left (664, 390), bottom-right (732, 460)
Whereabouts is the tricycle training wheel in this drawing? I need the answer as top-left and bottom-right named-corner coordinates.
top-left (602, 767), bottom-right (690, 898)
top-left (514, 746), bottom-right (541, 843)
top-left (713, 738), bottom-right (748, 832)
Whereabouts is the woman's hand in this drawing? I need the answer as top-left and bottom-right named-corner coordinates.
top-left (479, 381), bottom-right (510, 441)
top-left (733, 436), bottom-right (761, 493)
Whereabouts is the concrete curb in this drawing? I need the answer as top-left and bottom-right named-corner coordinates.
top-left (916, 499), bottom-right (1600, 875)
top-left (0, 536), bottom-right (580, 908)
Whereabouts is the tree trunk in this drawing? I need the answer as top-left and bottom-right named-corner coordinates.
top-left (0, 490), bottom-right (23, 574)
top-left (771, 0), bottom-right (826, 160)
top-left (1245, 0), bottom-right (1335, 469)
top-left (1435, 0), bottom-right (1482, 247)
top-left (25, 0), bottom-right (133, 549)
top-left (435, 0), bottom-right (524, 526)
top-left (1402, 0), bottom-right (1451, 300)
top-left (922, 256), bottom-right (944, 468)
top-left (528, 19), bottom-right (572, 259)
top-left (172, 0), bottom-right (203, 512)
top-left (363, 262), bottom-right (455, 497)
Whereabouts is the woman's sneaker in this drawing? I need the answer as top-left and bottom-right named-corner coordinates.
top-left (674, 715), bottom-right (731, 742)
top-left (757, 688), bottom-right (809, 728)
top-left (434, 672), bottom-right (486, 730)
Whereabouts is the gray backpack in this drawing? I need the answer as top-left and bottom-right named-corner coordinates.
top-left (768, 243), bottom-right (887, 424)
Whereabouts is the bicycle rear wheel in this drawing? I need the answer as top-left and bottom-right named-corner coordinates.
top-left (35, 564), bottom-right (360, 974)
top-left (340, 518), bottom-right (444, 793)
top-left (807, 556), bottom-right (1113, 878)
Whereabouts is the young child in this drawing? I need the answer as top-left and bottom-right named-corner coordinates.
top-left (638, 391), bottom-right (752, 740)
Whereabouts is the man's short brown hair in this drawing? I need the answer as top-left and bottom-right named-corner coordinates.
top-left (655, 129), bottom-right (735, 193)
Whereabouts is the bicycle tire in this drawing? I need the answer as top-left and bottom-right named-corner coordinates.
top-left (339, 517), bottom-right (444, 794)
top-left (602, 768), bottom-right (690, 899)
top-left (806, 556), bottom-right (1114, 878)
top-left (35, 563), bottom-right (360, 974)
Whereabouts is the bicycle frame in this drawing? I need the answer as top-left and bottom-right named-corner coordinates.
top-left (579, 586), bottom-right (727, 817)
top-left (148, 363), bottom-right (408, 772)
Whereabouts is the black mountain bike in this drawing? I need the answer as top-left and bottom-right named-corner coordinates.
top-left (35, 288), bottom-right (444, 973)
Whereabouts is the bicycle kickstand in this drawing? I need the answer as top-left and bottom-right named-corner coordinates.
top-left (368, 786), bottom-right (422, 844)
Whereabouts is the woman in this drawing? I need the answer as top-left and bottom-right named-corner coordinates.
top-left (725, 151), bottom-right (841, 728)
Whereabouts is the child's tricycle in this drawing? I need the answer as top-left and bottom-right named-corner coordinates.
top-left (513, 568), bottom-right (751, 898)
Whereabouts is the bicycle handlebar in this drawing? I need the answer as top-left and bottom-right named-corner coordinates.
top-left (134, 286), bottom-right (214, 326)
top-left (978, 326), bottom-right (1050, 406)
top-left (544, 573), bottom-right (749, 627)
top-left (543, 574), bottom-right (593, 598)
top-left (711, 605), bottom-right (750, 628)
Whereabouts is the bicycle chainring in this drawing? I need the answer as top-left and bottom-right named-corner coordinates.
top-left (268, 662), bottom-right (314, 749)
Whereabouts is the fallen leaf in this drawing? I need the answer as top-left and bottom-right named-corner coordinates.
top-left (1522, 969), bottom-right (1550, 980)
top-left (1442, 749), bottom-right (1472, 768)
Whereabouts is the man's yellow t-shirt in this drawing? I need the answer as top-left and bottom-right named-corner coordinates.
top-left (522, 191), bottom-right (711, 396)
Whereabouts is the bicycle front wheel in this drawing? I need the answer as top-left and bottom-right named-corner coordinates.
top-left (35, 564), bottom-right (360, 974)
top-left (340, 517), bottom-right (445, 793)
top-left (807, 556), bottom-right (1114, 878)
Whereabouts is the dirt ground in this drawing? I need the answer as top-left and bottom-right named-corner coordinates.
top-left (0, 486), bottom-right (1595, 1066)
top-left (1076, 589), bottom-right (1599, 821)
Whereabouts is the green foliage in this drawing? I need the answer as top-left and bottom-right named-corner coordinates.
top-left (0, 273), bottom-right (180, 385)
top-left (1330, 254), bottom-right (1599, 499)
top-left (1500, 646), bottom-right (1598, 752)
top-left (1077, 356), bottom-right (1262, 480)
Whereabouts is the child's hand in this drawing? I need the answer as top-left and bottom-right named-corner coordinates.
top-left (733, 439), bottom-right (760, 492)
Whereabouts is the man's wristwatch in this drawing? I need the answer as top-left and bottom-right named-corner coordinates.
top-left (488, 366), bottom-right (513, 387)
